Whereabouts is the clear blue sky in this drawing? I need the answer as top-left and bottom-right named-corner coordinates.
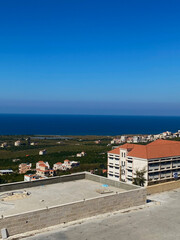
top-left (0, 0), bottom-right (180, 115)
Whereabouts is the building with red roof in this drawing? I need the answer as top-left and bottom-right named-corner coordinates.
top-left (107, 139), bottom-right (180, 186)
top-left (53, 160), bottom-right (79, 171)
top-left (36, 161), bottom-right (54, 177)
top-left (19, 163), bottom-right (32, 174)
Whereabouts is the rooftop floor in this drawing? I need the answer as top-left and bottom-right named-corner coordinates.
top-left (0, 179), bottom-right (125, 216)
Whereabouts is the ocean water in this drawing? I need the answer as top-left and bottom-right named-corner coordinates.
top-left (0, 114), bottom-right (180, 136)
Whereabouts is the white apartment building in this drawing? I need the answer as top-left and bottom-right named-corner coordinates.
top-left (107, 139), bottom-right (180, 186)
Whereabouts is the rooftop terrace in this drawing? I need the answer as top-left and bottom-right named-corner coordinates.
top-left (0, 179), bottom-right (125, 216)
top-left (0, 172), bottom-right (146, 238)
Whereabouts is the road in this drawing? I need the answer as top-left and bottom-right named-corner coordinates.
top-left (22, 189), bottom-right (180, 240)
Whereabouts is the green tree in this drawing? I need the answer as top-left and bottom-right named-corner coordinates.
top-left (133, 168), bottom-right (146, 186)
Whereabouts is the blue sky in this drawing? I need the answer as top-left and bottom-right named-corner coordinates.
top-left (0, 0), bottom-right (180, 115)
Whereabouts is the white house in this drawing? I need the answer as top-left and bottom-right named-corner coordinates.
top-left (14, 141), bottom-right (21, 146)
top-left (76, 152), bottom-right (86, 157)
top-left (39, 149), bottom-right (47, 155)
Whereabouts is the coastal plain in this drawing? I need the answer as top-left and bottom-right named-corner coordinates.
top-left (0, 135), bottom-right (112, 183)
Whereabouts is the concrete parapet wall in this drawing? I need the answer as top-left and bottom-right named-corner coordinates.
top-left (0, 188), bottom-right (146, 237)
top-left (147, 180), bottom-right (180, 195)
top-left (0, 172), bottom-right (140, 193)
top-left (85, 172), bottom-right (139, 190)
top-left (0, 172), bottom-right (85, 192)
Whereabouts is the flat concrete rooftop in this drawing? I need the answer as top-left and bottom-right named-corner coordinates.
top-left (0, 179), bottom-right (125, 216)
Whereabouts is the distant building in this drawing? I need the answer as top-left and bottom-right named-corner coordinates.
top-left (53, 160), bottom-right (79, 171)
top-left (132, 136), bottom-right (140, 143)
top-left (111, 138), bottom-right (121, 144)
top-left (0, 170), bottom-right (13, 175)
top-left (76, 152), bottom-right (86, 157)
top-left (120, 136), bottom-right (127, 143)
top-left (19, 163), bottom-right (32, 174)
top-left (24, 174), bottom-right (46, 182)
top-left (63, 159), bottom-right (71, 169)
top-left (147, 135), bottom-right (154, 141)
top-left (0, 142), bottom-right (8, 148)
top-left (127, 137), bottom-right (133, 143)
top-left (14, 140), bottom-right (21, 147)
top-left (39, 149), bottom-right (46, 155)
top-left (12, 158), bottom-right (20, 163)
top-left (36, 161), bottom-right (54, 177)
top-left (53, 162), bottom-right (63, 170)
top-left (30, 142), bottom-right (37, 146)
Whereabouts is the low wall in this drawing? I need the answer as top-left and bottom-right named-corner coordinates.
top-left (147, 180), bottom-right (180, 195)
top-left (0, 172), bottom-right (140, 193)
top-left (0, 188), bottom-right (146, 237)
top-left (0, 172), bottom-right (85, 192)
top-left (85, 173), bottom-right (139, 190)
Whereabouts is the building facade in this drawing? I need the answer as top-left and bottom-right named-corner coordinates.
top-left (107, 139), bottom-right (180, 186)
top-left (36, 161), bottom-right (54, 177)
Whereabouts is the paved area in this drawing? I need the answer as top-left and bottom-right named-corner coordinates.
top-left (0, 179), bottom-right (124, 216)
top-left (22, 189), bottom-right (180, 240)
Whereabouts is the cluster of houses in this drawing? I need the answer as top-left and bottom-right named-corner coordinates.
top-left (111, 130), bottom-right (180, 145)
top-left (0, 140), bottom-right (38, 148)
top-left (19, 160), bottom-right (80, 181)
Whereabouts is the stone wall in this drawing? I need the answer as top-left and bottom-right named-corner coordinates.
top-left (147, 180), bottom-right (180, 195)
top-left (0, 188), bottom-right (146, 237)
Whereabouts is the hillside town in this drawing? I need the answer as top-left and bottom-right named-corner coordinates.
top-left (111, 130), bottom-right (180, 145)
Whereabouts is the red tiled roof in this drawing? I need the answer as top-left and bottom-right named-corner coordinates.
top-left (64, 159), bottom-right (70, 162)
top-left (39, 163), bottom-right (47, 167)
top-left (108, 140), bottom-right (180, 159)
top-left (148, 139), bottom-right (180, 146)
top-left (108, 143), bottom-right (134, 154)
top-left (36, 169), bottom-right (54, 172)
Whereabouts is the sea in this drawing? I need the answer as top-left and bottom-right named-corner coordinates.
top-left (0, 114), bottom-right (180, 136)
